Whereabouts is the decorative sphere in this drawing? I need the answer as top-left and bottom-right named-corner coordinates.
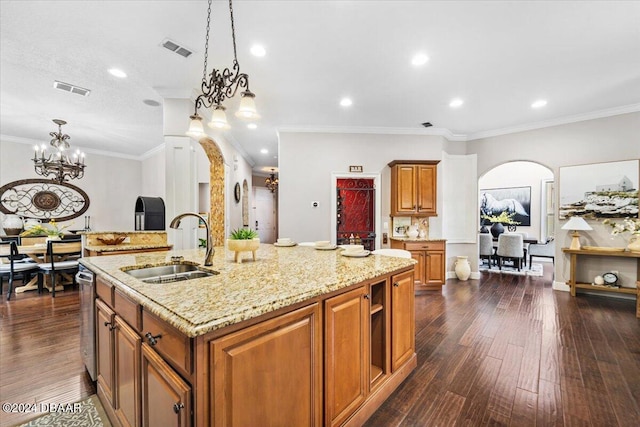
top-left (594, 275), bottom-right (604, 285)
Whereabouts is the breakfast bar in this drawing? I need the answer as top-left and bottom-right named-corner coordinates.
top-left (80, 244), bottom-right (417, 426)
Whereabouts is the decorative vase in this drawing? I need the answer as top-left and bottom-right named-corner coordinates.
top-left (628, 235), bottom-right (640, 253)
top-left (227, 238), bottom-right (260, 263)
top-left (2, 214), bottom-right (23, 236)
top-left (490, 222), bottom-right (504, 238)
top-left (454, 256), bottom-right (471, 281)
top-left (406, 224), bottom-right (419, 239)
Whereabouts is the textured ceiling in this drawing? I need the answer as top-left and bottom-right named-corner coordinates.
top-left (1, 1), bottom-right (639, 170)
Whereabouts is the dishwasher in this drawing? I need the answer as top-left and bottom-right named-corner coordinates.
top-left (76, 265), bottom-right (96, 381)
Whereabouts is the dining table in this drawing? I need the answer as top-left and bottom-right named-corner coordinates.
top-left (13, 243), bottom-right (76, 294)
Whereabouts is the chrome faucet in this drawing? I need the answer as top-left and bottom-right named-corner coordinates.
top-left (169, 212), bottom-right (214, 266)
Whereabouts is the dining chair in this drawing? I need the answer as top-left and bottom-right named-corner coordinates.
top-left (478, 233), bottom-right (494, 266)
top-left (371, 248), bottom-right (412, 259)
top-left (37, 240), bottom-right (82, 297)
top-left (528, 238), bottom-right (555, 266)
top-left (496, 233), bottom-right (524, 271)
top-left (0, 241), bottom-right (40, 300)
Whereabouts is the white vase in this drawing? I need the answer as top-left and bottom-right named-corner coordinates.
top-left (628, 235), bottom-right (640, 253)
top-left (454, 256), bottom-right (471, 281)
top-left (406, 225), bottom-right (419, 239)
top-left (2, 214), bottom-right (23, 236)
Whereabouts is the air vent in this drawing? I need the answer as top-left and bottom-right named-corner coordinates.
top-left (53, 80), bottom-right (91, 97)
top-left (421, 122), bottom-right (433, 128)
top-left (161, 38), bottom-right (193, 58)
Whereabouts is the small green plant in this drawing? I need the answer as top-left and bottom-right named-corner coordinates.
top-left (229, 228), bottom-right (258, 240)
top-left (481, 211), bottom-right (520, 225)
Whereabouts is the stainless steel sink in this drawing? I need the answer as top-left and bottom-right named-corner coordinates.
top-left (123, 263), bottom-right (218, 283)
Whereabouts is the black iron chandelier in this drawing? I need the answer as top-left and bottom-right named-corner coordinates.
top-left (265, 169), bottom-right (278, 193)
top-left (33, 119), bottom-right (86, 183)
top-left (187, 0), bottom-right (258, 138)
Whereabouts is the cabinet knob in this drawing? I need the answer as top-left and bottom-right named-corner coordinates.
top-left (393, 282), bottom-right (400, 287)
top-left (104, 321), bottom-right (116, 331)
top-left (145, 332), bottom-right (162, 346)
top-left (363, 294), bottom-right (370, 299)
top-left (173, 402), bottom-right (184, 414)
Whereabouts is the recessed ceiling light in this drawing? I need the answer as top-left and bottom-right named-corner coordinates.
top-left (108, 68), bottom-right (127, 78)
top-left (247, 123), bottom-right (257, 129)
top-left (260, 148), bottom-right (268, 154)
top-left (250, 44), bottom-right (266, 57)
top-left (411, 53), bottom-right (429, 66)
top-left (449, 98), bottom-right (464, 108)
top-left (531, 99), bottom-right (547, 109)
top-left (340, 97), bottom-right (353, 107)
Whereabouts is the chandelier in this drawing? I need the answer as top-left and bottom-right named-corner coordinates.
top-left (265, 169), bottom-right (278, 193)
top-left (186, 0), bottom-right (259, 139)
top-left (33, 119), bottom-right (86, 183)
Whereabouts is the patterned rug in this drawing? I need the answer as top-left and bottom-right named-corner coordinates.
top-left (17, 395), bottom-right (111, 427)
top-left (478, 262), bottom-right (544, 276)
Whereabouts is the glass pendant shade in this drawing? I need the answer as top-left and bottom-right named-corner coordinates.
top-left (186, 115), bottom-right (205, 139)
top-left (208, 106), bottom-right (230, 129)
top-left (235, 91), bottom-right (260, 119)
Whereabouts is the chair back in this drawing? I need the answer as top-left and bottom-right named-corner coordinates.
top-left (0, 240), bottom-right (20, 264)
top-left (478, 234), bottom-right (493, 256)
top-left (497, 233), bottom-right (524, 257)
top-left (47, 240), bottom-right (82, 257)
top-left (371, 248), bottom-right (412, 259)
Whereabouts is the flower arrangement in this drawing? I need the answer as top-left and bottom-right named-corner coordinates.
top-left (20, 219), bottom-right (70, 238)
top-left (481, 211), bottom-right (520, 225)
top-left (602, 218), bottom-right (640, 236)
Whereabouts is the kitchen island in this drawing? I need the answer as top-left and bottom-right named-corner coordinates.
top-left (81, 244), bottom-right (417, 427)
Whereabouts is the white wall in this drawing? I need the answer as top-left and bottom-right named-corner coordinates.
top-left (278, 132), bottom-right (446, 242)
top-left (1, 138), bottom-right (142, 231)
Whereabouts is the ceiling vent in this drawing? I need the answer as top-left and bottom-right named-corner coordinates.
top-left (421, 122), bottom-right (433, 128)
top-left (161, 38), bottom-right (193, 58)
top-left (53, 80), bottom-right (91, 97)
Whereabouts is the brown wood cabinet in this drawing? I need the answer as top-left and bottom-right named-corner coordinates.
top-left (391, 239), bottom-right (446, 290)
top-left (389, 160), bottom-right (439, 216)
top-left (211, 304), bottom-right (322, 427)
top-left (391, 270), bottom-right (415, 370)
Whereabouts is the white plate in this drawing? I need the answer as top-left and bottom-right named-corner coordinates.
top-left (341, 250), bottom-right (371, 257)
top-left (315, 245), bottom-right (338, 250)
top-left (273, 242), bottom-right (297, 247)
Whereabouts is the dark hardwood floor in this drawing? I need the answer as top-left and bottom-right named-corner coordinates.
top-left (1, 264), bottom-right (638, 427)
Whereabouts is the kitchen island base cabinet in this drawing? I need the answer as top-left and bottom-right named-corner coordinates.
top-left (210, 304), bottom-right (322, 427)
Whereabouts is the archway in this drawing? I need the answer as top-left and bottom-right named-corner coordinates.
top-left (198, 137), bottom-right (225, 246)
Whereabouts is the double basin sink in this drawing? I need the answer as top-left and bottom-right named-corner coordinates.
top-left (123, 263), bottom-right (218, 284)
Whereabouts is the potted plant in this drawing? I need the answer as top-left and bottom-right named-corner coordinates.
top-left (20, 219), bottom-right (69, 241)
top-left (227, 228), bottom-right (260, 263)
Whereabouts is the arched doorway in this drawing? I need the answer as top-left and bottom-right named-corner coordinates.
top-left (198, 137), bottom-right (225, 246)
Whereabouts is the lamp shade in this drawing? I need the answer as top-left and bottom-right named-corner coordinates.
top-left (208, 106), bottom-right (230, 129)
top-left (186, 115), bottom-right (205, 139)
top-left (561, 216), bottom-right (592, 231)
top-left (235, 91), bottom-right (260, 119)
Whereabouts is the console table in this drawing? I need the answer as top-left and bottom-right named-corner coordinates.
top-left (562, 248), bottom-right (640, 318)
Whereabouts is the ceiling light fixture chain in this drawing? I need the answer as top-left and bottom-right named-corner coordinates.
top-left (33, 119), bottom-right (86, 183)
top-left (187, 0), bottom-right (259, 138)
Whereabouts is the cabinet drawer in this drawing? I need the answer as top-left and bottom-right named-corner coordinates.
top-left (96, 276), bottom-right (114, 307)
top-left (403, 241), bottom-right (444, 251)
top-left (142, 311), bottom-right (192, 378)
top-left (114, 289), bottom-right (141, 332)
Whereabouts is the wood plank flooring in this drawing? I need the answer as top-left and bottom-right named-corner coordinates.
top-left (1, 265), bottom-right (638, 427)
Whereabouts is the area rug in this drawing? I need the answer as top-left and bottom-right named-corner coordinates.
top-left (17, 395), bottom-right (111, 427)
top-left (478, 262), bottom-right (543, 277)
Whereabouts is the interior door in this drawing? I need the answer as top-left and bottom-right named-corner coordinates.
top-left (253, 186), bottom-right (275, 243)
top-left (336, 179), bottom-right (376, 250)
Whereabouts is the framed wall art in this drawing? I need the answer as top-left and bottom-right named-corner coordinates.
top-left (479, 186), bottom-right (531, 226)
top-left (559, 159), bottom-right (639, 219)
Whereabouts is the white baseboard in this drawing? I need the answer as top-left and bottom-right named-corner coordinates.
top-left (553, 281), bottom-right (570, 292)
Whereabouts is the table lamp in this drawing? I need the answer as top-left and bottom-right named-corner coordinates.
top-left (561, 217), bottom-right (592, 250)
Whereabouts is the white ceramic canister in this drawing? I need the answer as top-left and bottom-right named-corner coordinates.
top-left (454, 256), bottom-right (471, 281)
top-left (23, 218), bottom-right (42, 230)
top-left (2, 214), bottom-right (23, 236)
top-left (406, 224), bottom-right (419, 239)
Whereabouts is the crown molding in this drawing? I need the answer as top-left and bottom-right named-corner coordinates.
top-left (139, 143), bottom-right (166, 160)
top-left (0, 134), bottom-right (141, 160)
top-left (276, 125), bottom-right (467, 141)
top-left (467, 103), bottom-right (640, 141)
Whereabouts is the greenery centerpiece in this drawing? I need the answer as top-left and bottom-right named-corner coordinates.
top-left (481, 212), bottom-right (520, 238)
top-left (20, 219), bottom-right (69, 240)
top-left (227, 228), bottom-right (260, 263)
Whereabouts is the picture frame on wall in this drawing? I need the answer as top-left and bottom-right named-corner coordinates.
top-left (479, 186), bottom-right (532, 226)
top-left (559, 159), bottom-right (639, 219)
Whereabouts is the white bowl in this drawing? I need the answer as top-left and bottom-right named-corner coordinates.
top-left (342, 244), bottom-right (364, 253)
top-left (277, 238), bottom-right (292, 245)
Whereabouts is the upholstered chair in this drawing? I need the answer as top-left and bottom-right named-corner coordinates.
top-left (528, 239), bottom-right (555, 266)
top-left (478, 233), bottom-right (494, 266)
top-left (496, 233), bottom-right (524, 271)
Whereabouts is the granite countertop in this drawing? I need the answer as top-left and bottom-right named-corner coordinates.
top-left (80, 245), bottom-right (416, 338)
top-left (84, 244), bottom-right (173, 252)
top-left (79, 230), bottom-right (167, 235)
top-left (390, 237), bottom-right (447, 242)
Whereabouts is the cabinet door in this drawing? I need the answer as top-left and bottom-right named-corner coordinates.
top-left (425, 250), bottom-right (446, 285)
top-left (391, 270), bottom-right (415, 371)
top-left (325, 287), bottom-right (369, 427)
top-left (96, 299), bottom-right (115, 408)
top-left (114, 316), bottom-right (141, 427)
top-left (416, 164), bottom-right (437, 215)
top-left (141, 343), bottom-right (191, 427)
top-left (211, 304), bottom-right (322, 427)
top-left (393, 165), bottom-right (417, 215)
top-left (409, 250), bottom-right (425, 285)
